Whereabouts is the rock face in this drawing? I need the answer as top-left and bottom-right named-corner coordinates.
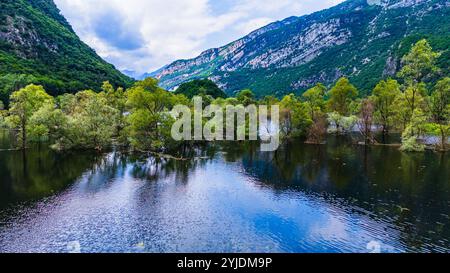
top-left (0, 15), bottom-right (59, 58)
top-left (151, 0), bottom-right (450, 96)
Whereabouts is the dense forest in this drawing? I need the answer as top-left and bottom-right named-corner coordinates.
top-left (0, 39), bottom-right (448, 155)
top-left (0, 0), bottom-right (133, 104)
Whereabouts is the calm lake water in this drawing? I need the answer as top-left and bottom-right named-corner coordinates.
top-left (0, 130), bottom-right (449, 253)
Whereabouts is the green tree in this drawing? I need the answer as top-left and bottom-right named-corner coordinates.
top-left (0, 100), bottom-right (6, 128)
top-left (175, 79), bottom-right (227, 99)
top-left (396, 39), bottom-right (439, 128)
top-left (101, 81), bottom-right (127, 138)
top-left (327, 112), bottom-right (358, 135)
top-left (303, 83), bottom-right (327, 120)
top-left (134, 77), bottom-right (160, 92)
top-left (427, 77), bottom-right (450, 150)
top-left (6, 84), bottom-right (53, 149)
top-left (259, 95), bottom-right (280, 106)
top-left (397, 39), bottom-right (440, 85)
top-left (404, 82), bottom-right (427, 116)
top-left (236, 89), bottom-right (256, 106)
top-left (28, 103), bottom-right (67, 143)
top-left (328, 77), bottom-right (358, 116)
top-left (126, 79), bottom-right (178, 151)
top-left (56, 93), bottom-right (77, 115)
top-left (392, 82), bottom-right (427, 132)
top-left (0, 74), bottom-right (37, 105)
top-left (371, 79), bottom-right (401, 138)
top-left (400, 109), bottom-right (428, 152)
top-left (357, 98), bottom-right (376, 145)
top-left (65, 90), bottom-right (119, 150)
top-left (279, 94), bottom-right (312, 138)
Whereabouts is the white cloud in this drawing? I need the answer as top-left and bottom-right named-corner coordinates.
top-left (54, 0), bottom-right (345, 74)
top-left (235, 18), bottom-right (274, 36)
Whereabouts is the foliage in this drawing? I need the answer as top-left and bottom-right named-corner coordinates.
top-left (327, 112), bottom-right (358, 135)
top-left (400, 135), bottom-right (425, 153)
top-left (427, 77), bottom-right (450, 150)
top-left (1, 35), bottom-right (449, 154)
top-left (306, 114), bottom-right (327, 144)
top-left (279, 94), bottom-right (312, 138)
top-left (5, 84), bottom-right (53, 148)
top-left (100, 81), bottom-right (127, 140)
top-left (236, 89), bottom-right (256, 106)
top-left (125, 79), bottom-right (185, 151)
top-left (62, 91), bottom-right (119, 150)
top-left (34, 91), bottom-right (119, 150)
top-left (400, 109), bottom-right (428, 152)
top-left (357, 98), bottom-right (376, 145)
top-left (28, 103), bottom-right (66, 142)
top-left (259, 95), bottom-right (280, 106)
top-left (175, 79), bottom-right (227, 99)
top-left (0, 102), bottom-right (6, 128)
top-left (328, 77), bottom-right (358, 116)
top-left (371, 78), bottom-right (400, 136)
top-left (397, 39), bottom-right (440, 84)
top-left (302, 83), bottom-right (327, 120)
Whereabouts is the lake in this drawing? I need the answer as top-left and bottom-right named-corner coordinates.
top-left (0, 130), bottom-right (449, 253)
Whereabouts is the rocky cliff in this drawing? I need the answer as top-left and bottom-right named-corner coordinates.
top-left (152, 0), bottom-right (450, 97)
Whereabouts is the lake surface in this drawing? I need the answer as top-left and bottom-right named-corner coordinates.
top-left (0, 130), bottom-right (449, 253)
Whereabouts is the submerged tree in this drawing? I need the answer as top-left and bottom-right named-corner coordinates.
top-left (302, 83), bottom-right (328, 144)
top-left (125, 79), bottom-right (184, 151)
top-left (28, 90), bottom-right (122, 151)
top-left (303, 83), bottom-right (327, 120)
top-left (6, 84), bottom-right (53, 149)
top-left (0, 100), bottom-right (6, 128)
top-left (427, 77), bottom-right (450, 151)
top-left (101, 81), bottom-right (127, 140)
top-left (69, 91), bottom-right (120, 150)
top-left (327, 112), bottom-right (358, 135)
top-left (328, 77), bottom-right (358, 116)
top-left (28, 103), bottom-right (67, 143)
top-left (279, 94), bottom-right (312, 138)
top-left (395, 39), bottom-right (444, 152)
top-left (371, 79), bottom-right (400, 140)
top-left (357, 98), bottom-right (376, 145)
top-left (400, 109), bottom-right (428, 152)
top-left (306, 114), bottom-right (327, 144)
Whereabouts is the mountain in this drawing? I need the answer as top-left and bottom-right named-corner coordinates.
top-left (0, 0), bottom-right (133, 102)
top-left (137, 66), bottom-right (168, 81)
top-left (152, 0), bottom-right (450, 97)
top-left (121, 69), bottom-right (139, 79)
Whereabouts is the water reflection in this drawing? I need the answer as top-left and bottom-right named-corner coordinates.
top-left (0, 133), bottom-right (449, 253)
top-left (0, 146), bottom-right (101, 209)
top-left (235, 138), bottom-right (450, 252)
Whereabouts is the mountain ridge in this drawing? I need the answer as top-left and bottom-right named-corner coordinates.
top-left (151, 0), bottom-right (450, 97)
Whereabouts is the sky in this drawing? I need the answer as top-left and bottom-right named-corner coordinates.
top-left (54, 0), bottom-right (345, 76)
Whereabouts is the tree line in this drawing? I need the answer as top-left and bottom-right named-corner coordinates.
top-left (0, 39), bottom-right (448, 153)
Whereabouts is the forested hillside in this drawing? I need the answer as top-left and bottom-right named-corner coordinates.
top-left (0, 0), bottom-right (133, 104)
